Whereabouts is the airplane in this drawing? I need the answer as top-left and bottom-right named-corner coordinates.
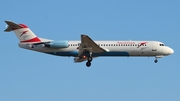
top-left (4, 21), bottom-right (174, 67)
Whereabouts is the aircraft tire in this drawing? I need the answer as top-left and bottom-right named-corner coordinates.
top-left (86, 62), bottom-right (91, 67)
top-left (154, 59), bottom-right (158, 63)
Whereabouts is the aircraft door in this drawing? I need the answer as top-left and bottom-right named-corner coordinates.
top-left (152, 44), bottom-right (157, 51)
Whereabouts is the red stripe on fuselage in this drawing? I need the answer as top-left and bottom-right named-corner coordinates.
top-left (20, 37), bottom-right (41, 43)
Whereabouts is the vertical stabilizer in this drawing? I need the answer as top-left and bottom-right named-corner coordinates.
top-left (4, 21), bottom-right (41, 43)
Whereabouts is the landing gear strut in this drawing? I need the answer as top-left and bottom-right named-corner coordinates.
top-left (88, 57), bottom-right (92, 62)
top-left (84, 52), bottom-right (93, 67)
top-left (86, 57), bottom-right (93, 67)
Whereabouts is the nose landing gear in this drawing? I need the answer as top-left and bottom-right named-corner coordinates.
top-left (154, 55), bottom-right (163, 63)
top-left (154, 59), bottom-right (158, 63)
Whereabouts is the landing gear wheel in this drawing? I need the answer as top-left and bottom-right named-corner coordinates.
top-left (88, 57), bottom-right (92, 62)
top-left (86, 62), bottom-right (91, 67)
top-left (154, 59), bottom-right (158, 63)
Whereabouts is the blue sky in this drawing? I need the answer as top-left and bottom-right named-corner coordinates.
top-left (0, 0), bottom-right (180, 101)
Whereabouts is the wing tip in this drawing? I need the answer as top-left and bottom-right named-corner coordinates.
top-left (81, 34), bottom-right (88, 37)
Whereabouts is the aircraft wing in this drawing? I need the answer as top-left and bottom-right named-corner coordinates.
top-left (78, 34), bottom-right (106, 57)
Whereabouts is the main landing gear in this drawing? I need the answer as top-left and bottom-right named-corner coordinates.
top-left (86, 57), bottom-right (92, 67)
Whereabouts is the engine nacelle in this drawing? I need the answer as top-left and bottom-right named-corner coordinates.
top-left (45, 41), bottom-right (69, 48)
top-left (26, 44), bottom-right (45, 48)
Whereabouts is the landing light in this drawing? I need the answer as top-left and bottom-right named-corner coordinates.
top-left (83, 55), bottom-right (86, 59)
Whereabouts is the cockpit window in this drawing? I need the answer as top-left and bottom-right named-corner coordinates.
top-left (159, 44), bottom-right (165, 46)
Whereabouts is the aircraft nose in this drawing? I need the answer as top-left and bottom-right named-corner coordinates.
top-left (167, 47), bottom-right (174, 55)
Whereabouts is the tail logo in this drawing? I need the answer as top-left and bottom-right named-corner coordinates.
top-left (20, 30), bottom-right (29, 37)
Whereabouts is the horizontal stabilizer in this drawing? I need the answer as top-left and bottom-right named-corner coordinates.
top-left (4, 20), bottom-right (23, 32)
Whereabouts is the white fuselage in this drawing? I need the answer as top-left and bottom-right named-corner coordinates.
top-left (19, 40), bottom-right (174, 57)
